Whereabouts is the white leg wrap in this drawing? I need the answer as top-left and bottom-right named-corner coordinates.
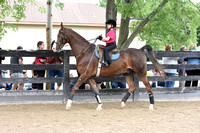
top-left (96, 103), bottom-right (103, 110)
top-left (149, 104), bottom-right (154, 110)
top-left (121, 102), bottom-right (126, 109)
top-left (66, 99), bottom-right (72, 110)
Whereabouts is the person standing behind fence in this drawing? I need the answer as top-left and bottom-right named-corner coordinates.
top-left (35, 41), bottom-right (47, 90)
top-left (162, 44), bottom-right (178, 87)
top-left (184, 43), bottom-right (200, 87)
top-left (0, 48), bottom-right (6, 90)
top-left (178, 46), bottom-right (186, 88)
top-left (47, 56), bottom-right (63, 90)
top-left (10, 46), bottom-right (24, 90)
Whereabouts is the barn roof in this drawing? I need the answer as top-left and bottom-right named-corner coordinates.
top-left (4, 2), bottom-right (121, 27)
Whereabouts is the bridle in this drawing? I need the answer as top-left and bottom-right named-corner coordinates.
top-left (57, 28), bottom-right (68, 50)
top-left (57, 28), bottom-right (97, 60)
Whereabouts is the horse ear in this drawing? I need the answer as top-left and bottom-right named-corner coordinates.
top-left (61, 22), bottom-right (64, 30)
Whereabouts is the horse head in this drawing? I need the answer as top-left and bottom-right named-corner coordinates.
top-left (56, 22), bottom-right (68, 51)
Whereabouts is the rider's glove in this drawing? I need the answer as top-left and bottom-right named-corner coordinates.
top-left (97, 35), bottom-right (103, 40)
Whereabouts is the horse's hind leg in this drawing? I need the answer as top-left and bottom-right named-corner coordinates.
top-left (138, 73), bottom-right (154, 110)
top-left (121, 73), bottom-right (135, 108)
top-left (88, 79), bottom-right (103, 110)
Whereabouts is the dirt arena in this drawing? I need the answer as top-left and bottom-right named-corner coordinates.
top-left (0, 101), bottom-right (199, 133)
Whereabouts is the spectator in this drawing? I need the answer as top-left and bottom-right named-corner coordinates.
top-left (1, 70), bottom-right (12, 90)
top-left (47, 56), bottom-right (63, 90)
top-left (178, 46), bottom-right (186, 88)
top-left (111, 74), bottom-right (126, 89)
top-left (184, 43), bottom-right (200, 87)
top-left (23, 70), bottom-right (32, 90)
top-left (31, 60), bottom-right (38, 89)
top-left (151, 69), bottom-right (165, 88)
top-left (2, 70), bottom-right (8, 78)
top-left (10, 46), bottom-right (24, 90)
top-left (0, 47), bottom-right (5, 90)
top-left (0, 74), bottom-right (7, 91)
top-left (162, 44), bottom-right (178, 87)
top-left (34, 41), bottom-right (47, 90)
top-left (111, 81), bottom-right (126, 89)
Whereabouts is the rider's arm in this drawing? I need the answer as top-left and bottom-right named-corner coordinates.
top-left (101, 36), bottom-right (110, 42)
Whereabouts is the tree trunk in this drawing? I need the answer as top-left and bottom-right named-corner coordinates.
top-left (117, 0), bottom-right (132, 49)
top-left (46, 0), bottom-right (52, 90)
top-left (106, 0), bottom-right (117, 34)
top-left (117, 17), bottom-right (130, 49)
top-left (105, 0), bottom-right (117, 88)
top-left (119, 0), bottom-right (168, 49)
top-left (46, 0), bottom-right (52, 50)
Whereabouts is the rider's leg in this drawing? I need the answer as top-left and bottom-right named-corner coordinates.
top-left (104, 43), bottom-right (116, 65)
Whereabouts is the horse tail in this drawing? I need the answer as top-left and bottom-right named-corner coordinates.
top-left (141, 45), bottom-right (165, 79)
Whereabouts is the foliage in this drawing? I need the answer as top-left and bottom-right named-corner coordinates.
top-left (122, 0), bottom-right (200, 50)
top-left (196, 2), bottom-right (200, 46)
top-left (99, 0), bottom-right (106, 7)
top-left (197, 27), bottom-right (200, 46)
top-left (0, 0), bottom-right (63, 41)
top-left (100, 0), bottom-right (200, 51)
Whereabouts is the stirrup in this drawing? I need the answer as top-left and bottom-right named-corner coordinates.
top-left (103, 62), bottom-right (109, 67)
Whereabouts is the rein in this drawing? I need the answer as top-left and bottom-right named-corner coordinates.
top-left (58, 28), bottom-right (97, 60)
top-left (76, 44), bottom-right (93, 60)
top-left (73, 38), bottom-right (97, 60)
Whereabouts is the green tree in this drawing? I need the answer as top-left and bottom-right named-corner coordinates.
top-left (100, 0), bottom-right (200, 50)
top-left (196, 2), bottom-right (200, 46)
top-left (0, 0), bottom-right (63, 41)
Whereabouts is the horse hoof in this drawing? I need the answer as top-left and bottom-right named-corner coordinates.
top-left (149, 104), bottom-right (154, 110)
top-left (121, 102), bottom-right (126, 109)
top-left (66, 105), bottom-right (71, 110)
top-left (96, 104), bottom-right (103, 110)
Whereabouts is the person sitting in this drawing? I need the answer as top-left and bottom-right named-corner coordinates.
top-left (111, 74), bottom-right (126, 89)
top-left (151, 69), bottom-right (165, 88)
top-left (97, 19), bottom-right (117, 66)
top-left (111, 81), bottom-right (126, 89)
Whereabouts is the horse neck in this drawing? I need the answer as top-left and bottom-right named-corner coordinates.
top-left (66, 29), bottom-right (89, 58)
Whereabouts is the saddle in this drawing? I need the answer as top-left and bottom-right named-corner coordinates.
top-left (94, 45), bottom-right (120, 61)
top-left (95, 44), bottom-right (120, 76)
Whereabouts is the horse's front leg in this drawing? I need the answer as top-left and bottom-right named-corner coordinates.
top-left (66, 73), bottom-right (90, 110)
top-left (88, 79), bottom-right (103, 110)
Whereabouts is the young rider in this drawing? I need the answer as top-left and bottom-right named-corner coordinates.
top-left (97, 19), bottom-right (117, 66)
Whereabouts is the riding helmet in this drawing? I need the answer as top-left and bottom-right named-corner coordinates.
top-left (17, 46), bottom-right (23, 50)
top-left (105, 19), bottom-right (116, 27)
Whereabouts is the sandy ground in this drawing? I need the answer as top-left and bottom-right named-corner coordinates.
top-left (0, 101), bottom-right (200, 133)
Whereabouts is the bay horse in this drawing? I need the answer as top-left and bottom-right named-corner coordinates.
top-left (56, 23), bottom-right (164, 110)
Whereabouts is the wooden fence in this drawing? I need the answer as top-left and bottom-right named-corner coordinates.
top-left (0, 49), bottom-right (199, 104)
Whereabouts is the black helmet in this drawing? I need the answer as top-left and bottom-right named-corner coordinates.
top-left (105, 19), bottom-right (116, 27)
top-left (17, 46), bottom-right (23, 50)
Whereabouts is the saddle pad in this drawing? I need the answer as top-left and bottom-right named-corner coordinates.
top-left (94, 45), bottom-right (120, 61)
